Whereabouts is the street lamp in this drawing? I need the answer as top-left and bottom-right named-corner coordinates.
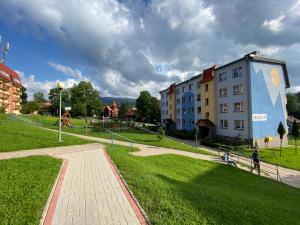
top-left (57, 81), bottom-right (65, 142)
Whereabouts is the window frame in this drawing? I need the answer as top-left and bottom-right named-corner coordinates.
top-left (220, 120), bottom-right (228, 129)
top-left (234, 120), bottom-right (244, 130)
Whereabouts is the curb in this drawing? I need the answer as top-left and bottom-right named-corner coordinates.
top-left (103, 149), bottom-right (151, 225)
top-left (41, 158), bottom-right (69, 225)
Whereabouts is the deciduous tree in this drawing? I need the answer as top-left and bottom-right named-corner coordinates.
top-left (277, 121), bottom-right (286, 157)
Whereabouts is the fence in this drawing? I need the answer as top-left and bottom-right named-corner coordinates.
top-left (218, 147), bottom-right (282, 182)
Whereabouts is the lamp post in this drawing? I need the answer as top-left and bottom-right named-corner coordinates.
top-left (57, 81), bottom-right (65, 142)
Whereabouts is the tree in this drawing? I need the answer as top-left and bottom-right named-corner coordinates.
top-left (20, 101), bottom-right (40, 114)
top-left (70, 81), bottom-right (101, 117)
top-left (292, 120), bottom-right (299, 154)
top-left (119, 103), bottom-right (129, 118)
top-left (21, 87), bottom-right (28, 104)
top-left (34, 92), bottom-right (46, 103)
top-left (277, 121), bottom-right (286, 157)
top-left (150, 96), bottom-right (160, 124)
top-left (136, 91), bottom-right (152, 121)
top-left (136, 91), bottom-right (160, 123)
top-left (48, 88), bottom-right (71, 115)
top-left (286, 93), bottom-right (299, 114)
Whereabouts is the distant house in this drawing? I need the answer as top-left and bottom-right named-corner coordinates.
top-left (287, 115), bottom-right (300, 134)
top-left (104, 101), bottom-right (119, 117)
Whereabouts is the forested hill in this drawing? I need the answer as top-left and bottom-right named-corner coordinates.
top-left (102, 97), bottom-right (136, 106)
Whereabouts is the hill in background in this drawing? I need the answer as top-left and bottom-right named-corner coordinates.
top-left (102, 97), bottom-right (136, 107)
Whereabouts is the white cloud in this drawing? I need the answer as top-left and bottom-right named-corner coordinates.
top-left (1, 0), bottom-right (300, 97)
top-left (262, 15), bottom-right (286, 33)
top-left (48, 61), bottom-right (87, 80)
top-left (17, 70), bottom-right (78, 100)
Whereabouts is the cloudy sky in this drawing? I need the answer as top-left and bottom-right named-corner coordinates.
top-left (0, 0), bottom-right (300, 99)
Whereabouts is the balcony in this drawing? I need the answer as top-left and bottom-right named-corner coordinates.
top-left (0, 94), bottom-right (9, 100)
top-left (0, 84), bottom-right (10, 91)
top-left (14, 105), bottom-right (21, 110)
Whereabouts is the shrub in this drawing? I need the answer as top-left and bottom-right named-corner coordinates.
top-left (157, 126), bottom-right (165, 140)
top-left (0, 107), bottom-right (5, 114)
top-left (166, 129), bottom-right (195, 140)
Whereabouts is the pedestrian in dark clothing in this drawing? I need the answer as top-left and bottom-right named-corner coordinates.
top-left (251, 149), bottom-right (260, 175)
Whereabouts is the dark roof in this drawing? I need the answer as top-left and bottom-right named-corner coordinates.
top-left (174, 74), bottom-right (202, 87)
top-left (167, 83), bottom-right (176, 94)
top-left (0, 63), bottom-right (22, 86)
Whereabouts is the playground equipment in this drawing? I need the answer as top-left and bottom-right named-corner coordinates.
top-left (61, 112), bottom-right (73, 128)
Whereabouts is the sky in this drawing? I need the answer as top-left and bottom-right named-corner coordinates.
top-left (0, 0), bottom-right (300, 100)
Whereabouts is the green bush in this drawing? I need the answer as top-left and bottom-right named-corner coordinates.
top-left (157, 126), bottom-right (165, 140)
top-left (166, 129), bottom-right (196, 140)
top-left (0, 107), bottom-right (5, 114)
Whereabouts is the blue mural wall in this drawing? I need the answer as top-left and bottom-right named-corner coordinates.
top-left (181, 92), bottom-right (195, 131)
top-left (250, 62), bottom-right (287, 139)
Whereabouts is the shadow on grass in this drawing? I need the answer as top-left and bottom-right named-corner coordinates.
top-left (153, 164), bottom-right (300, 225)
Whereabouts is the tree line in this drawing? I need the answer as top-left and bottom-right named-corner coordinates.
top-left (20, 81), bottom-right (161, 123)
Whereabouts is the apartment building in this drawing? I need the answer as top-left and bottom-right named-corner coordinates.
top-left (175, 75), bottom-right (202, 131)
top-left (0, 63), bottom-right (22, 114)
top-left (160, 52), bottom-right (290, 148)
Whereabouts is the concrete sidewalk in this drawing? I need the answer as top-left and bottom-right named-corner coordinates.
top-left (0, 144), bottom-right (144, 225)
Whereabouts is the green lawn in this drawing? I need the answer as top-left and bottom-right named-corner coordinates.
top-left (0, 156), bottom-right (62, 225)
top-left (106, 144), bottom-right (300, 225)
top-left (0, 115), bottom-right (93, 152)
top-left (22, 115), bottom-right (212, 155)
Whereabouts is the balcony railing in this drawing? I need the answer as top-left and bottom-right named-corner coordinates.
top-left (0, 84), bottom-right (10, 91)
top-left (0, 93), bottom-right (9, 100)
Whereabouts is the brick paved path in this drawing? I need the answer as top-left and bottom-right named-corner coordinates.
top-left (0, 144), bottom-right (143, 225)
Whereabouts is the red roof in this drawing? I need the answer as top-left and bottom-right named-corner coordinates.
top-left (0, 63), bottom-right (22, 86)
top-left (200, 65), bottom-right (216, 84)
top-left (167, 83), bottom-right (176, 94)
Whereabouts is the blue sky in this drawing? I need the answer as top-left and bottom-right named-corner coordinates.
top-left (1, 0), bottom-right (300, 99)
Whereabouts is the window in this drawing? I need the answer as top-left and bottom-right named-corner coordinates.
top-left (219, 88), bottom-right (228, 97)
top-left (176, 119), bottom-right (180, 125)
top-left (176, 109), bottom-right (180, 114)
top-left (205, 98), bottom-right (209, 106)
top-left (233, 67), bottom-right (242, 78)
top-left (198, 107), bottom-right (201, 113)
top-left (176, 99), bottom-right (180, 105)
top-left (197, 81), bottom-right (201, 89)
top-left (166, 100), bottom-right (168, 106)
top-left (166, 110), bottom-right (168, 115)
top-left (234, 102), bottom-right (244, 112)
top-left (234, 120), bottom-right (244, 130)
top-left (206, 112), bottom-right (209, 119)
top-left (189, 84), bottom-right (192, 91)
top-left (233, 84), bottom-right (243, 95)
top-left (189, 119), bottom-right (192, 125)
top-left (197, 94), bottom-right (201, 101)
top-left (183, 108), bottom-right (186, 114)
top-left (219, 72), bottom-right (227, 82)
top-left (189, 107), bottom-right (194, 114)
top-left (220, 104), bottom-right (228, 113)
top-left (183, 119), bottom-right (186, 125)
top-left (182, 87), bottom-right (185, 93)
top-left (162, 110), bottom-right (164, 115)
top-left (205, 84), bottom-right (208, 92)
top-left (183, 97), bottom-right (186, 103)
top-left (220, 120), bottom-right (228, 129)
top-left (188, 96), bottom-right (193, 102)
top-left (176, 89), bottom-right (180, 94)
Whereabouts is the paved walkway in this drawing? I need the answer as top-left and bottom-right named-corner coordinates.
top-left (0, 144), bottom-right (143, 225)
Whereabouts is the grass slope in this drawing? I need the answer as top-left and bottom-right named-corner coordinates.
top-left (0, 115), bottom-right (93, 152)
top-left (106, 144), bottom-right (300, 225)
top-left (0, 156), bottom-right (62, 225)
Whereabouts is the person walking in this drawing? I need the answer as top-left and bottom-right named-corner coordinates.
top-left (251, 149), bottom-right (260, 175)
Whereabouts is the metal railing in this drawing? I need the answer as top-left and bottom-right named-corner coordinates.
top-left (106, 130), bottom-right (135, 153)
top-left (10, 114), bottom-right (43, 127)
top-left (218, 147), bottom-right (282, 182)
